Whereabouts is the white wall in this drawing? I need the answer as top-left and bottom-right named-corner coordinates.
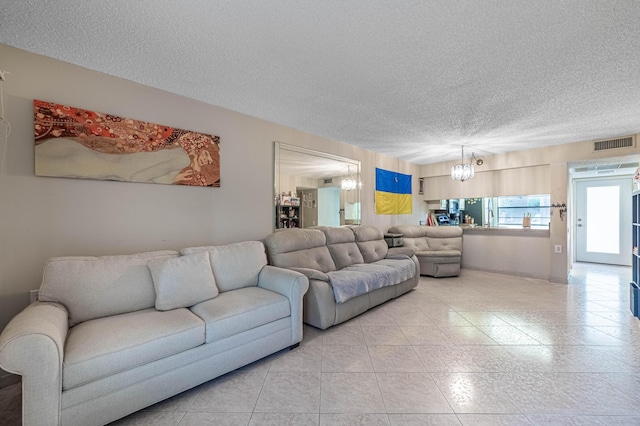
top-left (0, 44), bottom-right (427, 334)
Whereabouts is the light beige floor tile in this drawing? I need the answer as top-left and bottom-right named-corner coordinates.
top-left (179, 412), bottom-right (252, 426)
top-left (268, 344), bottom-right (322, 372)
top-left (322, 345), bottom-right (374, 372)
top-left (376, 372), bottom-right (453, 413)
top-left (425, 311), bottom-right (474, 327)
top-left (457, 413), bottom-right (533, 425)
top-left (476, 325), bottom-right (543, 345)
top-left (320, 373), bottom-right (385, 413)
top-left (254, 372), bottom-right (320, 413)
top-left (438, 325), bottom-right (497, 345)
top-left (387, 413), bottom-right (462, 425)
top-left (322, 325), bottom-right (366, 346)
top-left (400, 325), bottom-right (452, 345)
top-left (190, 371), bottom-right (267, 413)
top-left (320, 413), bottom-right (390, 425)
top-left (430, 373), bottom-right (521, 414)
top-left (458, 312), bottom-right (511, 326)
top-left (505, 373), bottom-right (640, 415)
top-left (368, 345), bottom-right (426, 372)
top-left (361, 326), bottom-right (410, 346)
top-left (593, 416), bottom-right (640, 425)
top-left (413, 345), bottom-right (476, 373)
top-left (301, 325), bottom-right (324, 346)
top-left (524, 414), bottom-right (606, 425)
top-left (248, 412), bottom-right (319, 425)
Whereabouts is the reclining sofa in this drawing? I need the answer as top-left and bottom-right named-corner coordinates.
top-left (0, 241), bottom-right (308, 426)
top-left (264, 225), bottom-right (419, 330)
top-left (387, 224), bottom-right (463, 277)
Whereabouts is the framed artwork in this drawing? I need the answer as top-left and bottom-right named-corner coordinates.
top-left (34, 100), bottom-right (220, 187)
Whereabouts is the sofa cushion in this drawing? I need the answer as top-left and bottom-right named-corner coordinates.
top-left (264, 229), bottom-right (337, 272)
top-left (350, 225), bottom-right (389, 263)
top-left (39, 250), bottom-right (179, 327)
top-left (149, 251), bottom-right (218, 311)
top-left (190, 286), bottom-right (290, 343)
top-left (63, 308), bottom-right (204, 390)
top-left (322, 226), bottom-right (364, 270)
top-left (181, 241), bottom-right (267, 292)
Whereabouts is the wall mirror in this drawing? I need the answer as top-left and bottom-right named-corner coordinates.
top-left (274, 142), bottom-right (361, 230)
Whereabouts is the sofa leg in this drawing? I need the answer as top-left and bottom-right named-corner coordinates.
top-left (289, 343), bottom-right (300, 350)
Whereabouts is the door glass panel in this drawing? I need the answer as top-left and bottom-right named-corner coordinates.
top-left (586, 186), bottom-right (619, 254)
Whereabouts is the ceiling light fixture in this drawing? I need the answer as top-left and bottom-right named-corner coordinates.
top-left (341, 165), bottom-right (357, 191)
top-left (451, 146), bottom-right (475, 182)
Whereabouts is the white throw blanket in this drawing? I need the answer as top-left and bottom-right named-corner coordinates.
top-left (327, 257), bottom-right (415, 303)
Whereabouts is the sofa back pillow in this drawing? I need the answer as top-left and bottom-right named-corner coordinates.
top-left (387, 225), bottom-right (429, 251)
top-left (39, 250), bottom-right (179, 327)
top-left (149, 251), bottom-right (218, 310)
top-left (181, 241), bottom-right (267, 292)
top-left (350, 225), bottom-right (389, 263)
top-left (424, 226), bottom-right (463, 252)
top-left (321, 226), bottom-right (364, 270)
top-left (264, 228), bottom-right (337, 273)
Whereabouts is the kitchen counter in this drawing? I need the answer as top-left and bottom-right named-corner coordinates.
top-left (460, 225), bottom-right (550, 237)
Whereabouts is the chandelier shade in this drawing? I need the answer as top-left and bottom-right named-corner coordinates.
top-left (451, 146), bottom-right (475, 182)
top-left (341, 165), bottom-right (357, 190)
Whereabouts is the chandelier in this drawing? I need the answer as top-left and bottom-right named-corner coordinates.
top-left (341, 165), bottom-right (357, 191)
top-left (451, 146), bottom-right (475, 182)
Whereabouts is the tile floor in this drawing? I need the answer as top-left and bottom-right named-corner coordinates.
top-left (2, 263), bottom-right (640, 425)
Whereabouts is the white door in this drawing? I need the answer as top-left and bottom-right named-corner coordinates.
top-left (318, 187), bottom-right (340, 226)
top-left (575, 177), bottom-right (632, 265)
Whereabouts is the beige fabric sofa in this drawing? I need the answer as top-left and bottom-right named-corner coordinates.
top-left (387, 225), bottom-right (463, 277)
top-left (0, 241), bottom-right (308, 426)
top-left (264, 225), bottom-right (419, 330)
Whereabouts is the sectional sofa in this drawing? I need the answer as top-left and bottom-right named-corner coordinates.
top-left (387, 224), bottom-right (463, 277)
top-left (264, 225), bottom-right (420, 330)
top-left (0, 241), bottom-right (308, 426)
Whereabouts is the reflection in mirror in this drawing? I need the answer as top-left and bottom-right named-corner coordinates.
top-left (274, 142), bottom-right (361, 230)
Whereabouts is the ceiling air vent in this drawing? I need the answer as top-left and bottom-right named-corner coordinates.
top-left (323, 178), bottom-right (333, 184)
top-left (593, 136), bottom-right (635, 152)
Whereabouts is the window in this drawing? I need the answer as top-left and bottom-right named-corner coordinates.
top-left (496, 194), bottom-right (550, 228)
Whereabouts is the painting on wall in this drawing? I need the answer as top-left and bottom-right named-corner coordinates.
top-left (34, 100), bottom-right (220, 187)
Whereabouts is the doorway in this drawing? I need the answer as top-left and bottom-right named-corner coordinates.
top-left (575, 177), bottom-right (632, 266)
top-left (318, 187), bottom-right (340, 226)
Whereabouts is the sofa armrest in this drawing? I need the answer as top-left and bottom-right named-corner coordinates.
top-left (0, 301), bottom-right (68, 426)
top-left (288, 267), bottom-right (330, 282)
top-left (258, 265), bottom-right (309, 344)
top-left (387, 247), bottom-right (417, 258)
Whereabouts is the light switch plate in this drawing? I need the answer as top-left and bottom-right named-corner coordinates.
top-left (554, 245), bottom-right (562, 254)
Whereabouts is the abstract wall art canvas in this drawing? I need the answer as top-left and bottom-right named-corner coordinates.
top-left (34, 100), bottom-right (220, 187)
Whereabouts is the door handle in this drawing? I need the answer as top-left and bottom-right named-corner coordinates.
top-left (577, 224), bottom-right (583, 227)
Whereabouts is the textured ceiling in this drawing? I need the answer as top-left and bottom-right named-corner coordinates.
top-left (1, 1), bottom-right (640, 164)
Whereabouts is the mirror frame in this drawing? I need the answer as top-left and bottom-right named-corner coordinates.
top-left (274, 141), bottom-right (361, 230)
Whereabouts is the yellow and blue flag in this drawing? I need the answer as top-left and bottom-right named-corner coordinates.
top-left (375, 168), bottom-right (412, 215)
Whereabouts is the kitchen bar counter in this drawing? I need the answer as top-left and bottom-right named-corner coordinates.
top-left (460, 225), bottom-right (550, 237)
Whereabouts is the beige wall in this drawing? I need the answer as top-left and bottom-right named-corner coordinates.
top-left (0, 44), bottom-right (426, 334)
